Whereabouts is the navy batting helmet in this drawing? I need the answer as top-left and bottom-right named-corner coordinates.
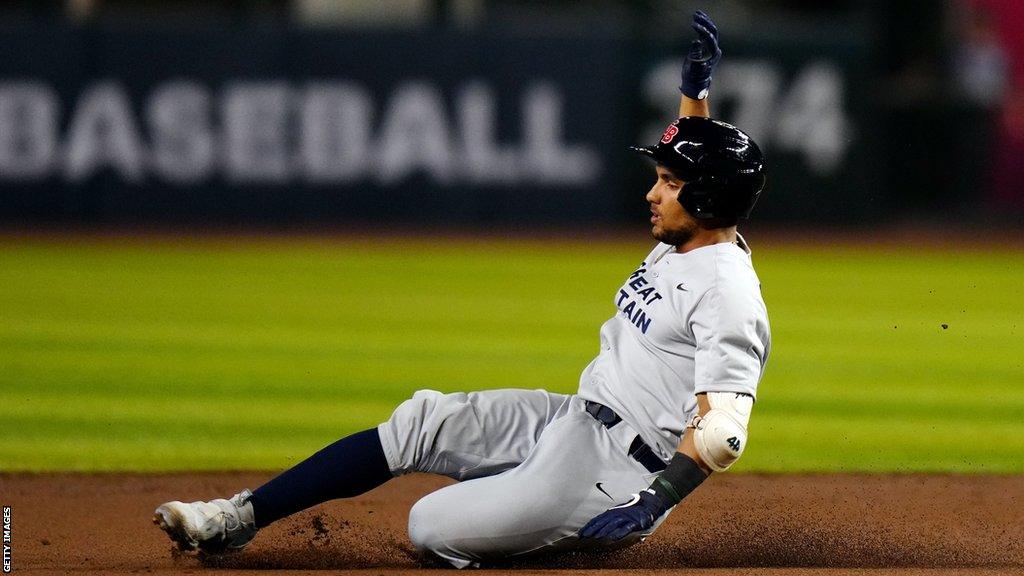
top-left (631, 116), bottom-right (766, 221)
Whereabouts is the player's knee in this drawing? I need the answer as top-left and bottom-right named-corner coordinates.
top-left (380, 389), bottom-right (470, 474)
top-left (408, 496), bottom-right (477, 568)
top-left (388, 389), bottom-right (442, 432)
top-left (407, 497), bottom-right (438, 552)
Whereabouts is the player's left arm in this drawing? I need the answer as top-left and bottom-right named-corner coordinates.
top-left (578, 392), bottom-right (751, 541)
top-left (678, 391), bottom-right (752, 473)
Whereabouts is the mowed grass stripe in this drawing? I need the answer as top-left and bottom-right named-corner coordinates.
top-left (753, 414), bottom-right (1024, 472)
top-left (1, 394), bottom-right (391, 433)
top-left (0, 436), bottom-right (354, 472)
top-left (1, 237), bottom-right (1022, 472)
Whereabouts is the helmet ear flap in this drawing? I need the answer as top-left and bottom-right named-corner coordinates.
top-left (678, 174), bottom-right (721, 220)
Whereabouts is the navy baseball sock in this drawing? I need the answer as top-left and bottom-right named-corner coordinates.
top-left (247, 427), bottom-right (392, 527)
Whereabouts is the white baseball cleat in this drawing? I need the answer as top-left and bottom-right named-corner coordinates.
top-left (153, 489), bottom-right (258, 554)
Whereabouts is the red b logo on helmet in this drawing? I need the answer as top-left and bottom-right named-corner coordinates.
top-left (660, 124), bottom-right (678, 144)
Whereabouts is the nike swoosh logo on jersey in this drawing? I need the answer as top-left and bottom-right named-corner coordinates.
top-left (595, 482), bottom-right (614, 500)
top-left (676, 283), bottom-right (688, 291)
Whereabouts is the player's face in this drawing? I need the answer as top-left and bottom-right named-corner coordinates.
top-left (646, 165), bottom-right (699, 245)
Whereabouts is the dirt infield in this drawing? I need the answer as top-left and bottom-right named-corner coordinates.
top-left (2, 473), bottom-right (1022, 575)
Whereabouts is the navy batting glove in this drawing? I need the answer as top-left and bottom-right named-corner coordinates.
top-left (680, 10), bottom-right (722, 100)
top-left (578, 489), bottom-right (671, 541)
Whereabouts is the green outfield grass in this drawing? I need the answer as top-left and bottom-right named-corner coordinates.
top-left (1, 234), bottom-right (1022, 473)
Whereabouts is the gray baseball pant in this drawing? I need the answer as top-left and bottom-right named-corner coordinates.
top-left (377, 389), bottom-right (667, 568)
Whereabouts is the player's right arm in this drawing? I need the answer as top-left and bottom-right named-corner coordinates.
top-left (678, 10), bottom-right (720, 119)
top-left (680, 94), bottom-right (709, 119)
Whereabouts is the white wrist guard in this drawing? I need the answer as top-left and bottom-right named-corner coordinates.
top-left (689, 392), bottom-right (753, 472)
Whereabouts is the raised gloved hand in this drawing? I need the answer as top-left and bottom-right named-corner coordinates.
top-left (680, 10), bottom-right (722, 100)
top-left (578, 489), bottom-right (671, 541)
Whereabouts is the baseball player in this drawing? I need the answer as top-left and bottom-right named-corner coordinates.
top-left (154, 10), bottom-right (769, 568)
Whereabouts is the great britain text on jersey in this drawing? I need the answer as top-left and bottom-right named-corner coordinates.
top-left (616, 262), bottom-right (665, 334)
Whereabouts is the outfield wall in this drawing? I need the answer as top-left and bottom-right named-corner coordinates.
top-left (0, 24), bottom-right (876, 225)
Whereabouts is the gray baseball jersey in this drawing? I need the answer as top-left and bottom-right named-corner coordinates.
top-left (578, 234), bottom-right (771, 461)
top-left (378, 237), bottom-right (770, 568)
